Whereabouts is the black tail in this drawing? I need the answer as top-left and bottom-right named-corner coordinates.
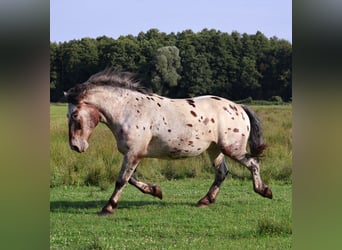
top-left (241, 105), bottom-right (267, 158)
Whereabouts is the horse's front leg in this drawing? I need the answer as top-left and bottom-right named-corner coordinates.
top-left (129, 173), bottom-right (163, 199)
top-left (98, 153), bottom-right (140, 216)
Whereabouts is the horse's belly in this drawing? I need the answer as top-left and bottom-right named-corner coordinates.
top-left (146, 137), bottom-right (211, 159)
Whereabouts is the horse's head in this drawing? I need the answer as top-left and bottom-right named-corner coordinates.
top-left (66, 102), bottom-right (101, 153)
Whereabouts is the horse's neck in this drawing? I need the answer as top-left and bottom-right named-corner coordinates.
top-left (86, 88), bottom-right (135, 126)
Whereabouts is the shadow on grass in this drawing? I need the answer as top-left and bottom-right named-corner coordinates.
top-left (50, 199), bottom-right (195, 214)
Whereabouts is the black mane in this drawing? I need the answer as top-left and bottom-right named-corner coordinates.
top-left (66, 68), bottom-right (150, 104)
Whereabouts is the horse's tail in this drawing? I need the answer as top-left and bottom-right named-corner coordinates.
top-left (241, 105), bottom-right (267, 158)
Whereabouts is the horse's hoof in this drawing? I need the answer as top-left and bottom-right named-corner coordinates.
top-left (98, 210), bottom-right (114, 216)
top-left (197, 197), bottom-right (210, 208)
top-left (97, 206), bottom-right (114, 216)
top-left (264, 187), bottom-right (273, 199)
top-left (154, 185), bottom-right (163, 200)
top-left (197, 203), bottom-right (210, 208)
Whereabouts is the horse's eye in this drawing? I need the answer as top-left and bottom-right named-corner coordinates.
top-left (72, 113), bottom-right (78, 120)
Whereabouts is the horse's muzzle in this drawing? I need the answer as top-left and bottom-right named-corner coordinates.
top-left (70, 139), bottom-right (89, 153)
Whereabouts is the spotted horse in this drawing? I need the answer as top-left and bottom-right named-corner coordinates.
top-left (65, 68), bottom-right (272, 216)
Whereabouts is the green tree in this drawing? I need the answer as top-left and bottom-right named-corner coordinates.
top-left (151, 46), bottom-right (182, 96)
top-left (60, 38), bottom-right (99, 91)
top-left (96, 36), bottom-right (116, 69)
top-left (50, 42), bottom-right (59, 101)
top-left (50, 29), bottom-right (292, 102)
top-left (236, 56), bottom-right (262, 99)
top-left (259, 37), bottom-right (292, 101)
top-left (176, 30), bottom-right (213, 97)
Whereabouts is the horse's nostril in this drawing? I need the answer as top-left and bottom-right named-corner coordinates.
top-left (71, 144), bottom-right (81, 153)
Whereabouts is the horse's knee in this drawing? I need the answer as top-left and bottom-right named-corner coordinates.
top-left (115, 179), bottom-right (125, 189)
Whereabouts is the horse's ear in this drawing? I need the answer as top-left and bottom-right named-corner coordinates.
top-left (61, 91), bottom-right (68, 102)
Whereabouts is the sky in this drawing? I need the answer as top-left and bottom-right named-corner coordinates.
top-left (50, 0), bottom-right (292, 43)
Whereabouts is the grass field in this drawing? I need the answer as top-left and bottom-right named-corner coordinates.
top-left (50, 179), bottom-right (291, 249)
top-left (50, 103), bottom-right (292, 249)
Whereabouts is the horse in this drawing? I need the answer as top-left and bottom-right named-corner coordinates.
top-left (64, 68), bottom-right (272, 216)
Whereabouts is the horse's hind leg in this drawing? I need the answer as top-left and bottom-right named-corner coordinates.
top-left (197, 150), bottom-right (229, 207)
top-left (129, 172), bottom-right (163, 199)
top-left (238, 154), bottom-right (272, 199)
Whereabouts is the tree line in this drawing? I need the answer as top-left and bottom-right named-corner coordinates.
top-left (50, 28), bottom-right (291, 102)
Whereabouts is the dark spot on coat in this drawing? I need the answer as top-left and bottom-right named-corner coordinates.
top-left (233, 128), bottom-right (239, 132)
top-left (190, 110), bottom-right (197, 117)
top-left (168, 129), bottom-right (172, 133)
top-left (186, 124), bottom-right (193, 127)
top-left (136, 125), bottom-right (139, 129)
top-left (211, 118), bottom-right (215, 123)
top-left (135, 98), bottom-right (139, 101)
top-left (188, 141), bottom-right (193, 145)
top-left (203, 118), bottom-right (209, 125)
top-left (222, 145), bottom-right (234, 155)
top-left (241, 112), bottom-right (245, 120)
top-left (229, 104), bottom-right (238, 111)
top-left (132, 158), bottom-right (139, 165)
top-left (231, 117), bottom-right (235, 120)
top-left (208, 130), bottom-right (212, 133)
top-left (247, 125), bottom-right (250, 131)
top-left (223, 106), bottom-right (232, 114)
top-left (197, 148), bottom-right (201, 150)
top-left (242, 133), bottom-right (245, 136)
top-left (137, 110), bottom-right (140, 113)
top-left (187, 99), bottom-right (196, 108)
top-left (211, 96), bottom-right (221, 100)
top-left (146, 97), bottom-right (151, 100)
top-left (157, 103), bottom-right (161, 107)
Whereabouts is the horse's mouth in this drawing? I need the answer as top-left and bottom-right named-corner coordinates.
top-left (70, 144), bottom-right (82, 153)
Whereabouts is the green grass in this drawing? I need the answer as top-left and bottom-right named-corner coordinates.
top-left (50, 103), bottom-right (292, 187)
top-left (50, 179), bottom-right (292, 249)
top-left (50, 103), bottom-right (292, 249)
